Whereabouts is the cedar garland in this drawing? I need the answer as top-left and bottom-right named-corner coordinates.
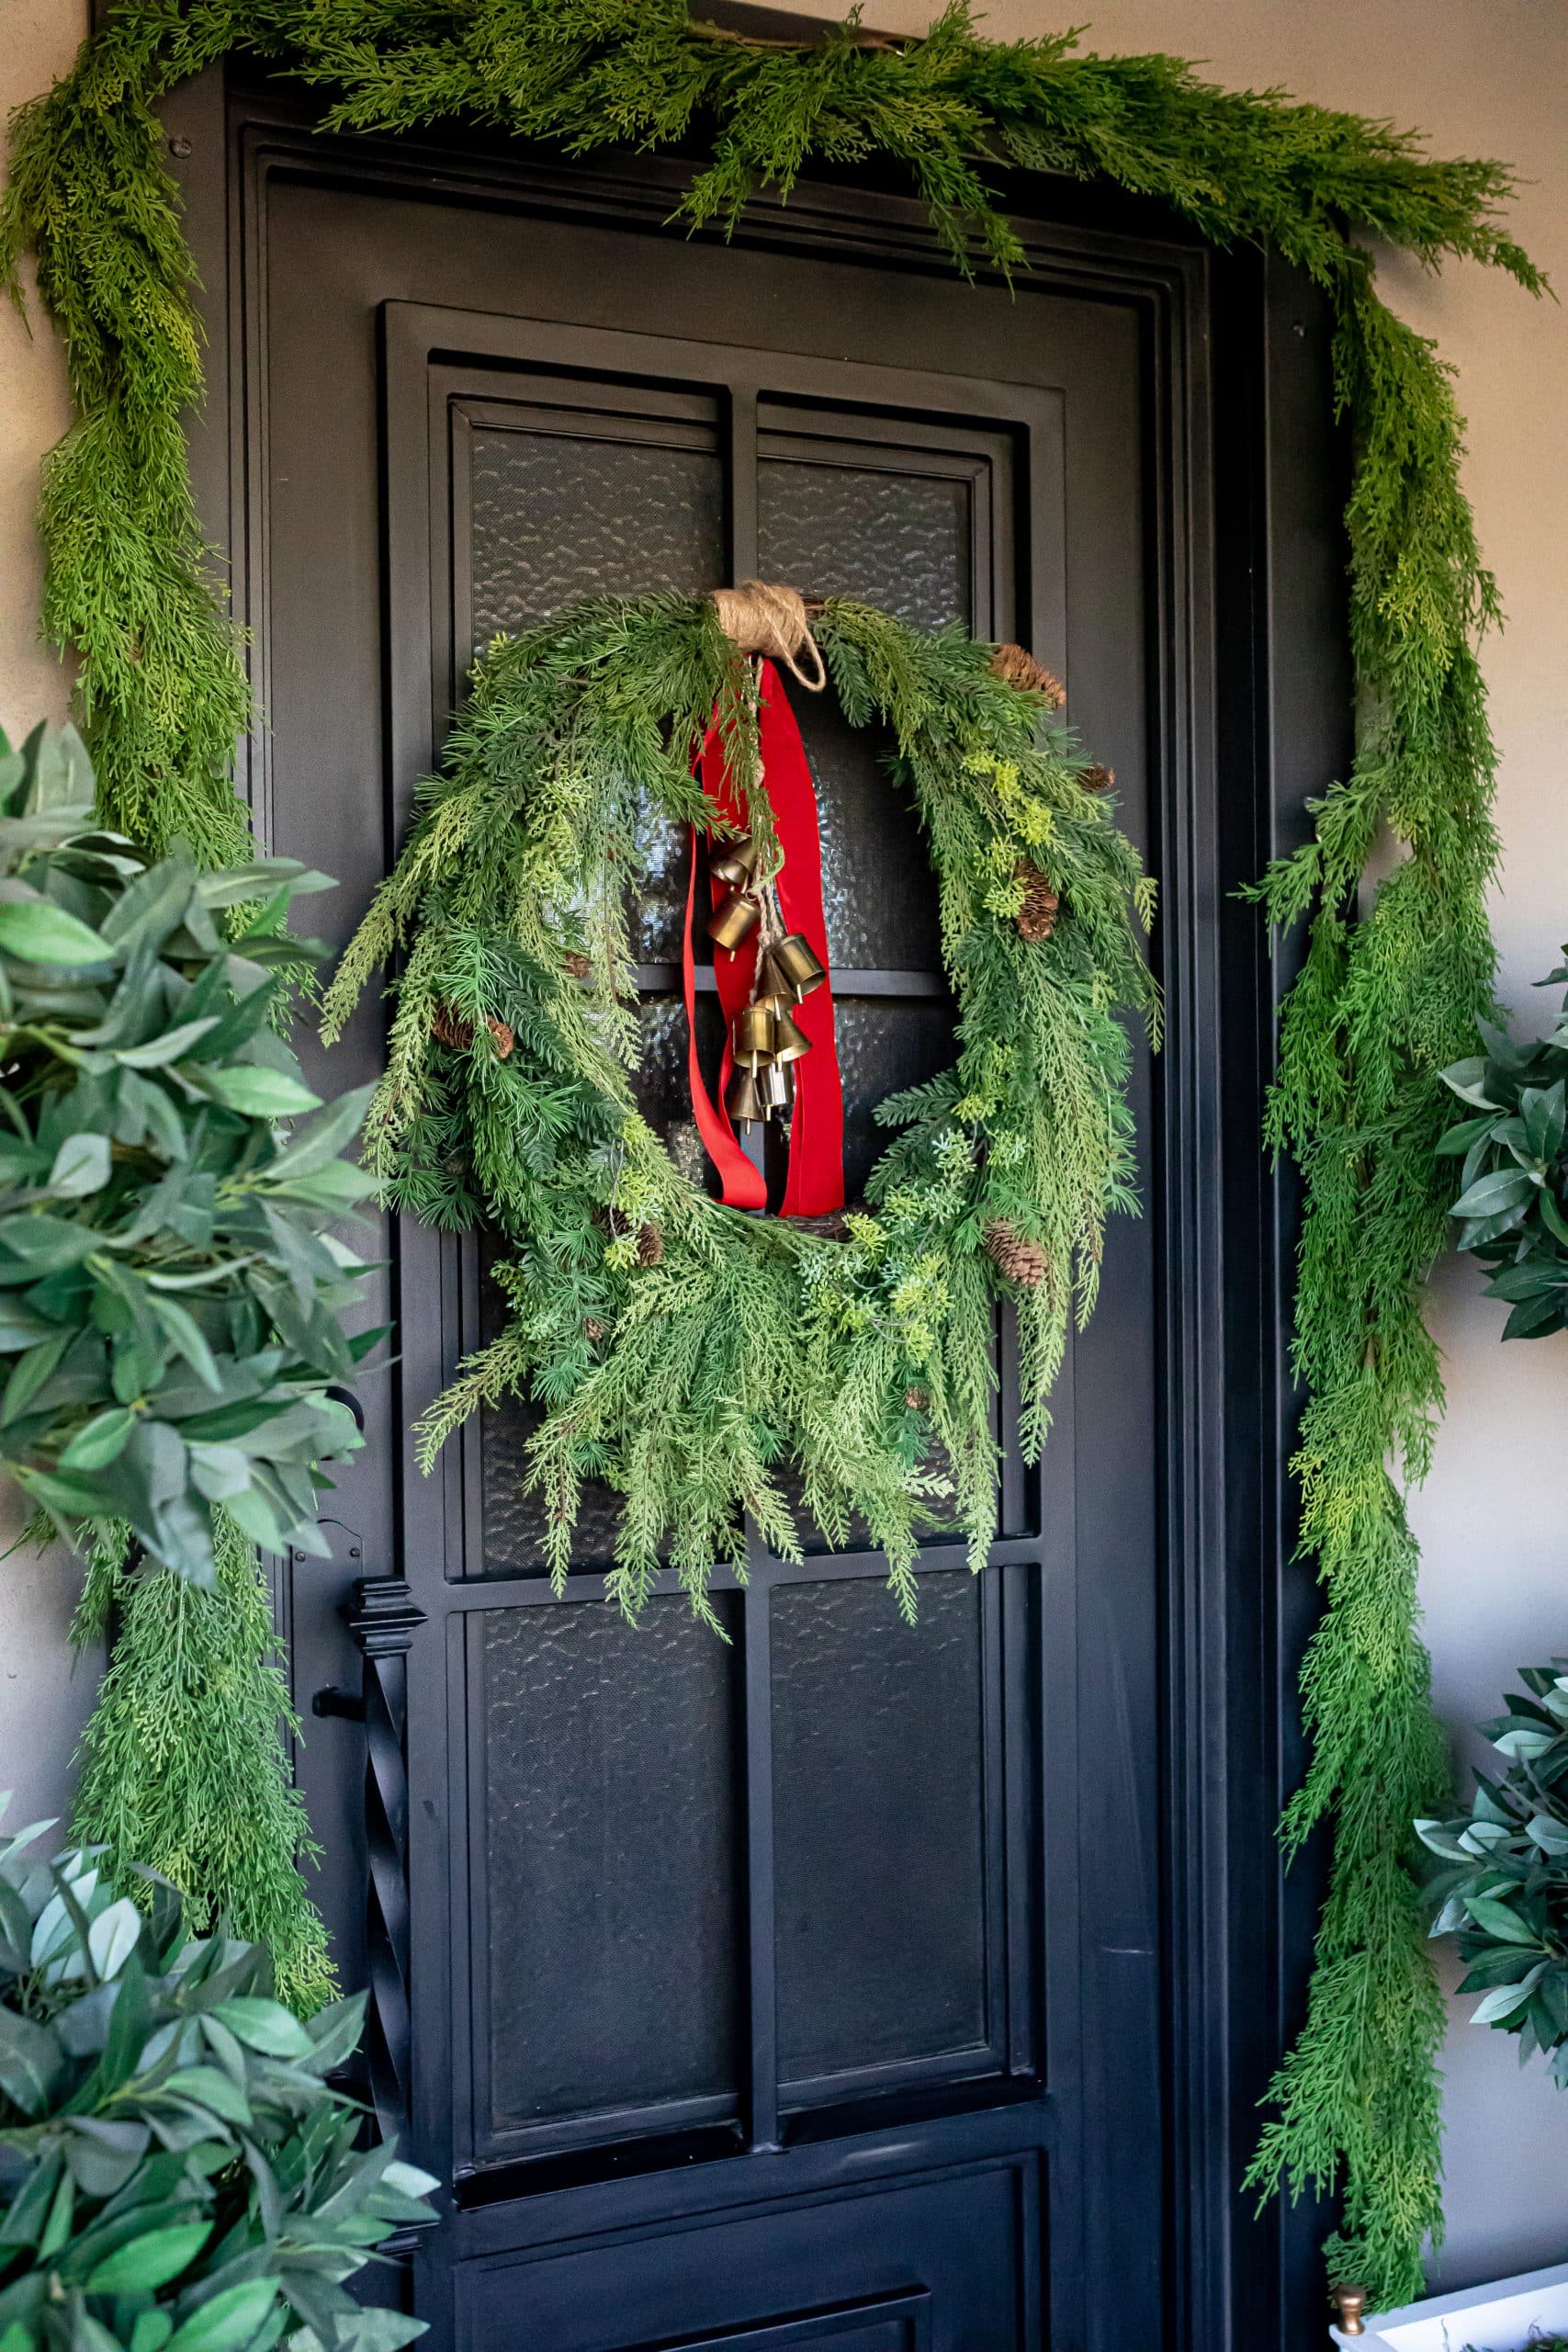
top-left (0, 0), bottom-right (1544, 2302)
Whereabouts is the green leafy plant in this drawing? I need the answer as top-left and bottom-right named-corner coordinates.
top-left (1420, 1665), bottom-right (1568, 2084)
top-left (1440, 954), bottom-right (1568, 1339)
top-left (0, 0), bottom-right (1547, 2301)
top-left (324, 595), bottom-right (1157, 1623)
top-left (0, 721), bottom-right (376, 1589)
top-left (0, 1808), bottom-right (434, 2352)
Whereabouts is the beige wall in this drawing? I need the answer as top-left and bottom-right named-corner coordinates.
top-left (0, 0), bottom-right (98, 1846)
top-left (2, 0), bottom-right (1564, 2297)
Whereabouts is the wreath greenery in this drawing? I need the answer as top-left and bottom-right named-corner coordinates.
top-left (324, 595), bottom-right (1156, 1622)
top-left (0, 0), bottom-right (1545, 2305)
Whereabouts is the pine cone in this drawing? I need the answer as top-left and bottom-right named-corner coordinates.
top-left (584, 1317), bottom-right (607, 1342)
top-left (984, 1218), bottom-right (1048, 1289)
top-left (1080, 763), bottom-right (1115, 793)
top-left (562, 950), bottom-right (592, 979)
top-left (636, 1222), bottom-right (664, 1268)
top-left (1014, 858), bottom-right (1060, 944)
top-left (432, 1006), bottom-right (513, 1057)
top-left (905, 1385), bottom-right (929, 1413)
top-left (431, 1004), bottom-right (475, 1052)
top-left (988, 642), bottom-right (1066, 709)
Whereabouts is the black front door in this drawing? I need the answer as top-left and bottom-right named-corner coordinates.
top-left (174, 57), bottom-right (1345, 2352)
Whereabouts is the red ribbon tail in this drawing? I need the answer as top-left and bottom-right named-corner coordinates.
top-left (682, 818), bottom-right (765, 1211)
top-left (684, 667), bottom-right (844, 1216)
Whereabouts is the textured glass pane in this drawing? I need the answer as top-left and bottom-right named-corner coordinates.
top-left (480, 1597), bottom-right (741, 2132)
top-left (834, 996), bottom-right (956, 1204)
top-left (469, 426), bottom-right (724, 640)
top-left (477, 1228), bottom-right (622, 1577)
top-left (772, 1574), bottom-right (988, 2083)
top-left (758, 456), bottom-right (969, 969)
top-left (788, 693), bottom-right (943, 972)
top-left (758, 457), bottom-right (972, 631)
top-left (466, 423), bottom-right (723, 960)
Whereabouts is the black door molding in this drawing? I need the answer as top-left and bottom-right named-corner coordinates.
top-left (150, 55), bottom-right (1349, 2352)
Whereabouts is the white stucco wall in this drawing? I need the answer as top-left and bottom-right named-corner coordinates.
top-left (2, 0), bottom-right (1564, 2298)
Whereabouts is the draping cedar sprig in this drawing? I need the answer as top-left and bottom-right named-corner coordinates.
top-left (0, 722), bottom-right (376, 1587)
top-left (0, 1805), bottom-right (435, 2352)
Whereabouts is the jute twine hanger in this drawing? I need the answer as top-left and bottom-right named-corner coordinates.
top-left (710, 580), bottom-right (828, 693)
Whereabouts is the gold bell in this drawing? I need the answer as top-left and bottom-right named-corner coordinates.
top-left (755, 995), bottom-right (811, 1064)
top-left (708, 891), bottom-right (761, 951)
top-left (732, 1001), bottom-right (778, 1069)
top-left (709, 835), bottom-right (760, 889)
top-left (758, 1059), bottom-right (793, 1116)
top-left (768, 933), bottom-right (827, 1001)
top-left (725, 1067), bottom-right (764, 1125)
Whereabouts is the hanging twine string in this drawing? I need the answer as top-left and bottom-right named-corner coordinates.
top-left (711, 580), bottom-right (827, 692)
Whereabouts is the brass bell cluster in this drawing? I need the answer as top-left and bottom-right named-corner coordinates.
top-left (706, 833), bottom-right (764, 952)
top-left (723, 933), bottom-right (828, 1128)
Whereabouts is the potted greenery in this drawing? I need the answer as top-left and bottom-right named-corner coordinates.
top-left (1327, 1667), bottom-right (1568, 2346)
top-left (0, 1806), bottom-right (434, 2352)
top-left (0, 719), bottom-right (376, 1586)
top-left (1439, 949), bottom-right (1568, 1339)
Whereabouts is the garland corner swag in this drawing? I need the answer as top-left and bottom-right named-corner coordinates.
top-left (322, 592), bottom-right (1158, 1626)
top-left (0, 0), bottom-right (1544, 2308)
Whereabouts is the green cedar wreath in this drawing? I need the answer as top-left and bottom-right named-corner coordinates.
top-left (325, 593), bottom-right (1157, 1623)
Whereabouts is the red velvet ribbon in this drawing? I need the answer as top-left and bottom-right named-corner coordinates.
top-left (682, 660), bottom-right (844, 1216)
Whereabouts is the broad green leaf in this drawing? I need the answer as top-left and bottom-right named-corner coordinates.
top-left (199, 1069), bottom-right (321, 1120)
top-left (164, 2279), bottom-right (278, 2352)
top-left (131, 2312), bottom-right (175, 2352)
top-left (1452, 1167), bottom-right (1535, 1218)
top-left (1463, 1893), bottom-right (1540, 1944)
top-left (60, 1406), bottom-right (139, 1471)
top-left (0, 2007), bottom-right (64, 2113)
top-left (212, 1996), bottom-right (311, 2059)
top-left (263, 1087), bottom-right (374, 1182)
top-left (48, 1133), bottom-right (110, 1197)
top-left (1472, 1964), bottom-right (1547, 2025)
top-left (116, 1017), bottom-right (221, 1070)
top-left (161, 2064), bottom-right (253, 2126)
top-left (0, 897), bottom-right (111, 966)
top-left (86, 1895), bottom-right (142, 1979)
top-left (85, 2222), bottom-right (212, 2294)
top-left (1440, 1057), bottom-right (1502, 1110)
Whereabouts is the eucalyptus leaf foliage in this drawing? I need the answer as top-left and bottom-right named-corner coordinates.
top-left (0, 725), bottom-right (375, 1589)
top-left (1439, 953), bottom-right (1568, 1340)
top-left (0, 1805), bottom-right (434, 2352)
top-left (1419, 1666), bottom-right (1568, 2086)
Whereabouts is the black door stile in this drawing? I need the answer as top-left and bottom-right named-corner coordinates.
top-left (154, 66), bottom-right (1353, 2349)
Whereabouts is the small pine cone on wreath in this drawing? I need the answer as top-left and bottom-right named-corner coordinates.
top-left (636, 1221), bottom-right (664, 1268)
top-left (432, 1004), bottom-right (514, 1058)
top-left (562, 949), bottom-right (592, 979)
top-left (988, 641), bottom-right (1066, 709)
top-left (1014, 858), bottom-right (1060, 944)
top-left (1079, 762), bottom-right (1115, 793)
top-left (984, 1218), bottom-right (1048, 1290)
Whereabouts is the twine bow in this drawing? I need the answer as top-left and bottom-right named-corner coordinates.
top-left (710, 580), bottom-right (827, 692)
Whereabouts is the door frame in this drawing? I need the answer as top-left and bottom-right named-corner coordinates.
top-left (148, 46), bottom-right (1349, 2352)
